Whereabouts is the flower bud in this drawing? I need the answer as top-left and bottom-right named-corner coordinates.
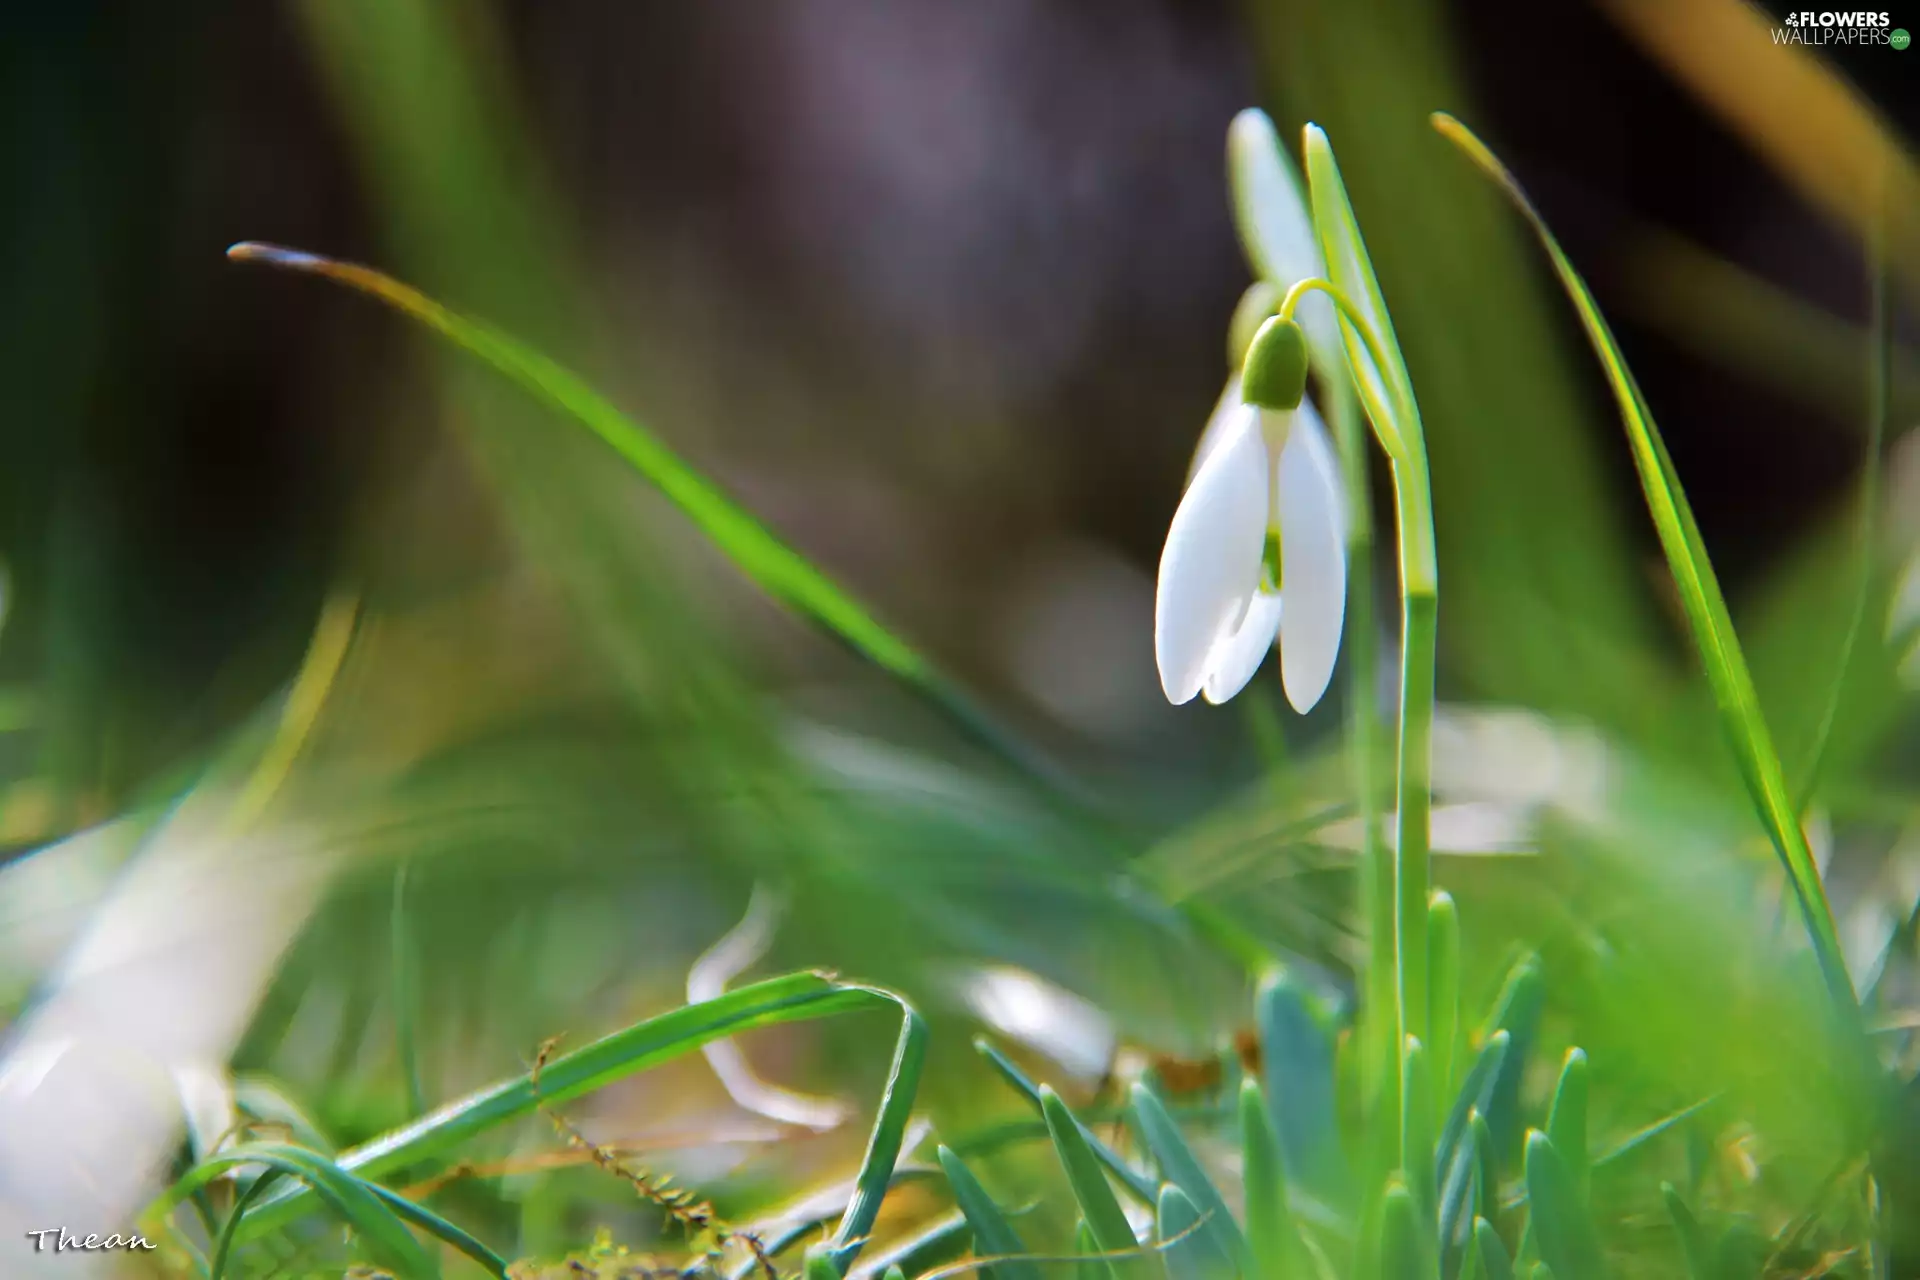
top-left (1241, 315), bottom-right (1310, 411)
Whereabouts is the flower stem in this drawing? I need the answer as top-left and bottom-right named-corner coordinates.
top-left (1282, 275), bottom-right (1441, 1162)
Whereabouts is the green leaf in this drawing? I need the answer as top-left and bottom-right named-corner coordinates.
top-left (230, 971), bottom-right (917, 1256)
top-left (1300, 125), bottom-right (1419, 461)
top-left (1544, 1051), bottom-right (1589, 1206)
top-left (1470, 1111), bottom-right (1501, 1229)
top-left (1129, 1082), bottom-right (1248, 1268)
top-left (1432, 113), bottom-right (1854, 1014)
top-left (1522, 1133), bottom-right (1605, 1280)
top-left (1377, 1182), bottom-right (1434, 1280)
top-left (1403, 1038), bottom-right (1439, 1232)
top-left (1157, 1184), bottom-right (1238, 1280)
top-left (1042, 1087), bottom-right (1146, 1280)
top-left (1076, 1220), bottom-right (1105, 1280)
top-left (1256, 970), bottom-right (1348, 1206)
top-left (937, 1146), bottom-right (1040, 1280)
top-left (1474, 1218), bottom-right (1515, 1280)
top-left (1478, 958), bottom-right (1543, 1150)
top-left (160, 1142), bottom-right (432, 1279)
top-left (1240, 1077), bottom-right (1307, 1280)
top-left (224, 242), bottom-right (1061, 791)
top-left (1660, 1183), bottom-right (1714, 1280)
top-left (1429, 891), bottom-right (1461, 1106)
top-left (975, 1037), bottom-right (1158, 1205)
top-left (1438, 1034), bottom-right (1510, 1260)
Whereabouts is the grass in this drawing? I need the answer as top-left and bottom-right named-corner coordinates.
top-left (3, 3), bottom-right (1912, 1277)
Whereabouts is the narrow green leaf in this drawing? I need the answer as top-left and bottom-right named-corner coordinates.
top-left (1660, 1184), bottom-right (1713, 1280)
top-left (1432, 113), bottom-right (1855, 1014)
top-left (975, 1038), bottom-right (1157, 1205)
top-left (1522, 1133), bottom-right (1604, 1280)
top-left (1474, 1218), bottom-right (1515, 1280)
top-left (1042, 1087), bottom-right (1146, 1280)
top-left (1256, 970), bottom-right (1348, 1206)
top-left (1403, 1038), bottom-right (1438, 1233)
top-left (1479, 958), bottom-right (1543, 1150)
top-left (1428, 891), bottom-right (1461, 1109)
top-left (364, 1183), bottom-right (510, 1279)
top-left (1076, 1219), bottom-right (1105, 1280)
top-left (1240, 1077), bottom-right (1306, 1280)
top-left (1470, 1111), bottom-right (1501, 1229)
top-left (234, 973), bottom-right (904, 1240)
top-left (163, 1142), bottom-right (431, 1279)
top-left (937, 1146), bottom-right (1040, 1280)
top-left (1438, 1034), bottom-right (1510, 1259)
top-left (224, 243), bottom-right (1064, 792)
top-left (825, 999), bottom-right (929, 1275)
top-left (1129, 1082), bottom-right (1248, 1269)
top-left (1300, 125), bottom-right (1418, 460)
top-left (1377, 1182), bottom-right (1433, 1280)
top-left (1157, 1184), bottom-right (1237, 1280)
top-left (1544, 1051), bottom-right (1589, 1206)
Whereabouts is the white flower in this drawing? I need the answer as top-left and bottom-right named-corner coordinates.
top-left (1154, 388), bottom-right (1347, 711)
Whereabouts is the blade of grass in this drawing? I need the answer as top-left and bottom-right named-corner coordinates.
top-left (1431, 113), bottom-right (1855, 1016)
top-left (1474, 1217), bottom-right (1515, 1280)
top-left (1522, 1133), bottom-right (1603, 1280)
top-left (937, 1146), bottom-right (1040, 1280)
top-left (1156, 1185), bottom-right (1237, 1280)
top-left (224, 243), bottom-right (1067, 795)
top-left (1544, 1052), bottom-right (1589, 1207)
top-left (158, 1143), bottom-right (432, 1279)
top-left (973, 1038), bottom-right (1158, 1205)
top-left (1240, 1078), bottom-right (1307, 1280)
top-left (228, 972), bottom-right (917, 1256)
top-left (1128, 1082), bottom-right (1249, 1268)
top-left (1041, 1087), bottom-right (1147, 1280)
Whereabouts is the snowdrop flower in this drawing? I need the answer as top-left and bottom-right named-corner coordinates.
top-left (1156, 317), bottom-right (1346, 711)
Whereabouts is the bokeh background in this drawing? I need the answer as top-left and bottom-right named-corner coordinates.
top-left (3, 0), bottom-right (1919, 1272)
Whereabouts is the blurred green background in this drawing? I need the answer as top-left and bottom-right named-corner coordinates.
top-left (2, 0), bottom-right (1919, 1273)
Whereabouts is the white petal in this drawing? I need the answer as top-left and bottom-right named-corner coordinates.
top-left (1276, 398), bottom-right (1347, 713)
top-left (1227, 110), bottom-right (1323, 289)
top-left (1155, 406), bottom-right (1269, 704)
top-left (1186, 375), bottom-right (1243, 487)
top-left (1202, 590), bottom-right (1283, 705)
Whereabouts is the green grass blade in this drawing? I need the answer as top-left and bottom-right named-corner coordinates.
top-left (1474, 1218), bottom-right (1515, 1280)
top-left (1041, 1087), bottom-right (1146, 1280)
top-left (937, 1146), bottom-right (1040, 1280)
top-left (1659, 1183), bottom-right (1714, 1280)
top-left (1403, 1038), bottom-right (1438, 1233)
top-left (1076, 1220), bottom-right (1104, 1280)
top-left (1478, 958), bottom-right (1543, 1150)
top-left (364, 1183), bottom-right (511, 1279)
top-left (224, 242), bottom-right (1061, 790)
top-left (162, 1142), bottom-right (432, 1279)
top-left (1544, 1052), bottom-right (1589, 1206)
top-left (1128, 1083), bottom-right (1247, 1269)
top-left (1156, 1184), bottom-right (1237, 1280)
top-left (1431, 113), bottom-right (1854, 1014)
top-left (825, 995), bottom-right (930, 1274)
top-left (974, 1038), bottom-right (1158, 1204)
top-left (1522, 1133), bottom-right (1604, 1280)
top-left (1377, 1181), bottom-right (1433, 1280)
top-left (1438, 1032), bottom-right (1510, 1252)
top-left (1256, 971), bottom-right (1348, 1207)
top-left (1240, 1077), bottom-right (1306, 1279)
top-left (1470, 1111), bottom-right (1500, 1228)
top-left (236, 972), bottom-right (895, 1236)
top-left (1429, 892), bottom-right (1460, 1110)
